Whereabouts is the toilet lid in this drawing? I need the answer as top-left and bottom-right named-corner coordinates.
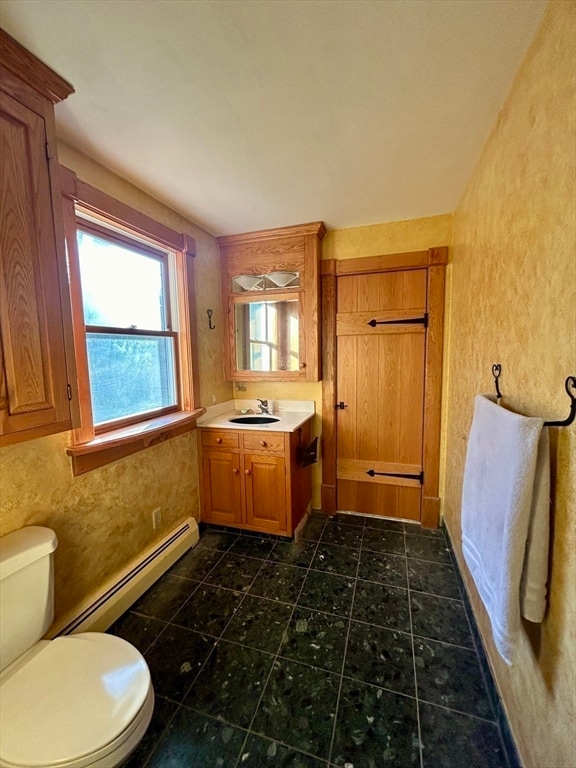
top-left (0, 633), bottom-right (151, 768)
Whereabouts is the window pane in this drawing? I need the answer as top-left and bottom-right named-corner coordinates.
top-left (86, 333), bottom-right (176, 425)
top-left (77, 230), bottom-right (167, 330)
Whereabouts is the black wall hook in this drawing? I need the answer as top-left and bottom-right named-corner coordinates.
top-left (490, 364), bottom-right (575, 427)
top-left (207, 309), bottom-right (215, 330)
top-left (544, 376), bottom-right (576, 427)
top-left (492, 363), bottom-right (502, 400)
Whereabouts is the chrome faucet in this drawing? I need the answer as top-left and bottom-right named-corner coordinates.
top-left (257, 399), bottom-right (270, 415)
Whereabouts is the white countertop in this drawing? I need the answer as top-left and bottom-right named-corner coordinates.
top-left (197, 399), bottom-right (315, 433)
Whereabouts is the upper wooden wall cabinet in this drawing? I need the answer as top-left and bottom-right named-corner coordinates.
top-left (218, 222), bottom-right (326, 382)
top-left (0, 29), bottom-right (79, 446)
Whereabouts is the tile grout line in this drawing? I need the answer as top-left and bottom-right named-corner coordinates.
top-left (137, 518), bottom-right (509, 767)
top-left (132, 520), bottom-right (341, 767)
top-left (231, 517), bottom-right (327, 768)
top-left (136, 542), bottom-right (235, 768)
top-left (147, 529), bottom-right (315, 768)
top-left (404, 523), bottom-right (425, 768)
top-left (325, 514), bottom-right (366, 766)
top-left (138, 539), bottom-right (247, 768)
top-left (141, 533), bottom-right (268, 768)
top-left (409, 696), bottom-right (503, 725)
top-left (443, 529), bottom-right (515, 768)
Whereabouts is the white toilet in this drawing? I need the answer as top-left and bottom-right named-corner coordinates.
top-left (0, 527), bottom-right (154, 768)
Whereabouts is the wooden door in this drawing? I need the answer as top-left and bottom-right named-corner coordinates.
top-left (202, 450), bottom-right (243, 525)
top-left (336, 269), bottom-right (427, 521)
top-left (243, 453), bottom-right (287, 533)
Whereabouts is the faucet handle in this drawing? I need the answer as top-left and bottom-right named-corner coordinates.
top-left (257, 398), bottom-right (269, 413)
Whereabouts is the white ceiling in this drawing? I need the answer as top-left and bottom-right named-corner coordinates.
top-left (1, 0), bottom-right (547, 236)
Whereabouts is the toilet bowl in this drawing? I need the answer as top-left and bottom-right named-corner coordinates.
top-left (0, 528), bottom-right (154, 768)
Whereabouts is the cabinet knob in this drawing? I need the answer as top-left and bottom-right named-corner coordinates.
top-left (244, 469), bottom-right (251, 476)
top-left (259, 440), bottom-right (267, 447)
top-left (232, 468), bottom-right (239, 475)
top-left (216, 437), bottom-right (222, 443)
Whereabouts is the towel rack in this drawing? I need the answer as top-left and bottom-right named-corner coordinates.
top-left (491, 364), bottom-right (576, 427)
top-left (544, 376), bottom-right (576, 426)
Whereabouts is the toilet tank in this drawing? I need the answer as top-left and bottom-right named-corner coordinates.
top-left (0, 527), bottom-right (58, 672)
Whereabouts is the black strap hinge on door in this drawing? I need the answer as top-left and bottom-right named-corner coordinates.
top-left (367, 313), bottom-right (428, 328)
top-left (366, 469), bottom-right (424, 484)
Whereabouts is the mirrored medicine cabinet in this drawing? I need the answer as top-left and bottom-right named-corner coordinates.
top-left (217, 222), bottom-right (326, 382)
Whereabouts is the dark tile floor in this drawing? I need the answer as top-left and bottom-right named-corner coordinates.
top-left (110, 513), bottom-right (513, 767)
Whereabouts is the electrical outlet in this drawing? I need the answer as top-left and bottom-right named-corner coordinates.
top-left (211, 394), bottom-right (217, 404)
top-left (152, 508), bottom-right (162, 530)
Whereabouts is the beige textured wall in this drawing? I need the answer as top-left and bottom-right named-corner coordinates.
top-left (444, 2), bottom-right (576, 766)
top-left (241, 213), bottom-right (453, 509)
top-left (0, 145), bottom-right (232, 625)
top-left (0, 430), bottom-right (198, 623)
top-left (323, 214), bottom-right (453, 260)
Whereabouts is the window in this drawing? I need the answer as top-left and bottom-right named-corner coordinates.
top-left (61, 168), bottom-right (203, 474)
top-left (77, 222), bottom-right (178, 429)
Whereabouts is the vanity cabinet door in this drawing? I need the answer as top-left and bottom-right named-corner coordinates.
top-left (243, 452), bottom-right (287, 534)
top-left (201, 449), bottom-right (243, 526)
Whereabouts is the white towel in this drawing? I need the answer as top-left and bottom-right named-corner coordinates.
top-left (461, 395), bottom-right (550, 665)
top-left (519, 427), bottom-right (550, 622)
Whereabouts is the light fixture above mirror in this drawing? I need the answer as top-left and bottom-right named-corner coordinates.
top-left (232, 275), bottom-right (264, 291)
top-left (267, 271), bottom-right (299, 288)
top-left (231, 271), bottom-right (300, 293)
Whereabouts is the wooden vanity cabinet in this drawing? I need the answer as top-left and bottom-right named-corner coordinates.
top-left (243, 451), bottom-right (287, 533)
top-left (200, 422), bottom-right (312, 536)
top-left (217, 222), bottom-right (326, 382)
top-left (0, 30), bottom-right (79, 446)
top-left (200, 430), bottom-right (243, 526)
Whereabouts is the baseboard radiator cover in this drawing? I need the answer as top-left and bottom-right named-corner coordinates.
top-left (51, 517), bottom-right (199, 637)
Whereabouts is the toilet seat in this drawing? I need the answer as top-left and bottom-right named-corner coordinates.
top-left (0, 632), bottom-right (153, 768)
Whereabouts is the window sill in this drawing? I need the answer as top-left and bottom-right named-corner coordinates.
top-left (66, 408), bottom-right (206, 476)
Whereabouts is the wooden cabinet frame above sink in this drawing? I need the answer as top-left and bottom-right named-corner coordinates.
top-left (218, 222), bottom-right (326, 382)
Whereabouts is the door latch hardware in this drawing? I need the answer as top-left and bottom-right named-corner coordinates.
top-left (367, 314), bottom-right (428, 328)
top-left (366, 469), bottom-right (424, 484)
top-left (335, 402), bottom-right (347, 409)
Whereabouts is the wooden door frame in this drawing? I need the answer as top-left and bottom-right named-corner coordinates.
top-left (321, 247), bottom-right (448, 528)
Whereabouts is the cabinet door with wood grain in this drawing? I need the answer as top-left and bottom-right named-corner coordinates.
top-left (0, 89), bottom-right (73, 444)
top-left (243, 452), bottom-right (287, 534)
top-left (202, 449), bottom-right (243, 526)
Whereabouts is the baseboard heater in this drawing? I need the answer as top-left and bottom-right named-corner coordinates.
top-left (51, 517), bottom-right (199, 638)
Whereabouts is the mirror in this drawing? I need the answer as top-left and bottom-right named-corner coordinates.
top-left (234, 299), bottom-right (299, 372)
